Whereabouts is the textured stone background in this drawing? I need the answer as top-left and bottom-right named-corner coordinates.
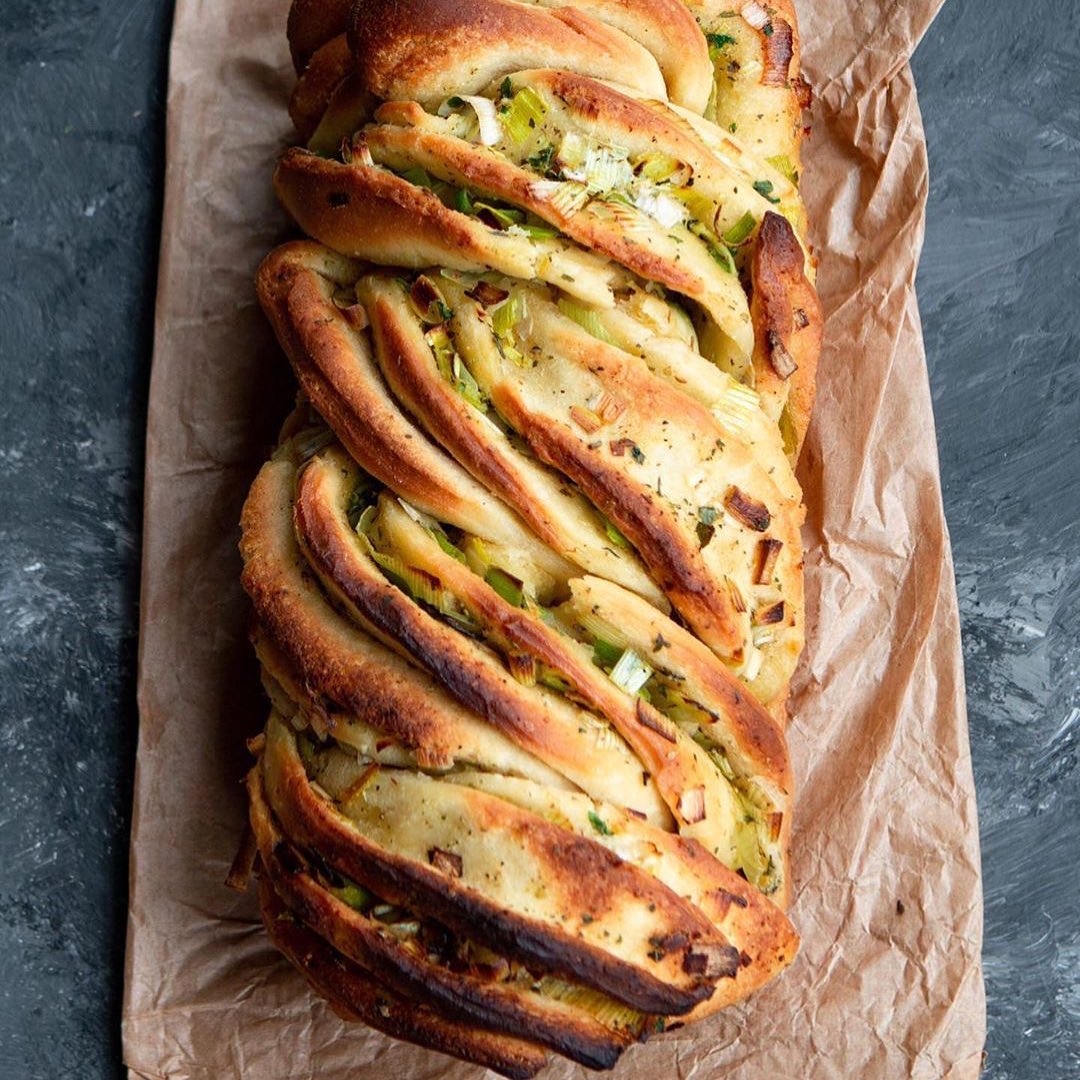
top-left (0, 1), bottom-right (1076, 1077)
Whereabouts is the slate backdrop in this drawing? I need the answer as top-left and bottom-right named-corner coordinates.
top-left (0, 1), bottom-right (1076, 1077)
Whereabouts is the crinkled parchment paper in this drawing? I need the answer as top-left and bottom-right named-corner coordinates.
top-left (123, 1), bottom-right (986, 1075)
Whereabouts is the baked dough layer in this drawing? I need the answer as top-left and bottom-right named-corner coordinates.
top-left (238, 0), bottom-right (820, 1072)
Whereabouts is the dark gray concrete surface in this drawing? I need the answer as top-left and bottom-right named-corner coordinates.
top-left (0, 1), bottom-right (1076, 1077)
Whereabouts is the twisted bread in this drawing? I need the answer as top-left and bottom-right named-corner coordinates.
top-left (239, 0), bottom-right (819, 1072)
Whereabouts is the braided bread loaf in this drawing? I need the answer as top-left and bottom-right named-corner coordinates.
top-left (240, 0), bottom-right (820, 1073)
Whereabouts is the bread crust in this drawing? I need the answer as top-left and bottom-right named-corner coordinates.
top-left (243, 452), bottom-right (664, 816)
top-left (256, 242), bottom-right (579, 583)
top-left (258, 870), bottom-right (549, 1079)
top-left (361, 278), bottom-right (664, 604)
top-left (349, 0), bottom-right (667, 107)
top-left (241, 457), bottom-right (571, 782)
top-left (286, 0), bottom-right (354, 74)
top-left (288, 33), bottom-right (352, 142)
top-left (245, 0), bottom-right (820, 1065)
top-left (262, 715), bottom-right (736, 1016)
top-left (301, 449), bottom-right (786, 858)
top-left (751, 211), bottom-right (823, 455)
top-left (249, 766), bottom-right (639, 1068)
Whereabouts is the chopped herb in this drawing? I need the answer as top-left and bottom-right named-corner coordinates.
top-left (763, 21), bottom-right (774, 36)
top-left (499, 76), bottom-right (513, 99)
top-left (297, 733), bottom-right (317, 770)
top-left (728, 122), bottom-right (738, 133)
top-left (451, 352), bottom-right (487, 410)
top-left (687, 218), bottom-right (737, 273)
top-left (697, 505), bottom-right (719, 525)
top-left (588, 810), bottom-right (613, 836)
top-left (474, 202), bottom-right (525, 229)
top-left (630, 445), bottom-right (646, 465)
top-left (501, 87), bottom-right (548, 144)
top-left (706, 32), bottom-right (737, 51)
top-left (766, 154), bottom-right (799, 184)
top-left (556, 297), bottom-right (617, 345)
top-left (753, 179), bottom-right (781, 204)
top-left (491, 292), bottom-right (527, 336)
top-left (652, 633), bottom-right (670, 652)
top-left (538, 669), bottom-right (572, 693)
top-left (526, 145), bottom-right (556, 173)
top-left (696, 522), bottom-right (715, 548)
top-left (634, 151), bottom-right (688, 184)
top-left (519, 222), bottom-right (558, 240)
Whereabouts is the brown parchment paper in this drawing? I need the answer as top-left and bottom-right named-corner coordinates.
top-left (123, 0), bottom-right (986, 1075)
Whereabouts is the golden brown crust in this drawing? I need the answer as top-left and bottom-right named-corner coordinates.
top-left (255, 242), bottom-right (578, 583)
top-left (258, 871), bottom-right (549, 1079)
top-left (272, 150), bottom-right (623, 311)
top-left (360, 122), bottom-right (706, 298)
top-left (240, 456), bottom-right (574, 782)
top-left (257, 240), bottom-right (466, 507)
top-left (688, 0), bottom-right (805, 171)
top-left (561, 574), bottom-right (794, 909)
top-left (657, 833), bottom-right (799, 1016)
top-left (286, 0), bottom-right (354, 74)
top-left (249, 765), bottom-right (637, 1069)
top-left (301, 450), bottom-right (760, 853)
top-left (352, 0), bottom-right (710, 110)
top-left (448, 769), bottom-right (799, 1016)
top-left (288, 33), bottom-right (352, 143)
top-left (361, 277), bottom-right (664, 604)
top-left (498, 386), bottom-right (740, 656)
top-left (262, 716), bottom-right (735, 1016)
top-left (475, 303), bottom-right (805, 678)
top-left (349, 0), bottom-right (668, 107)
top-left (371, 291), bottom-right (567, 552)
top-left (569, 576), bottom-right (790, 789)
top-left (275, 152), bottom-right (496, 270)
top-left (751, 211), bottom-right (823, 456)
top-left (246, 442), bottom-right (797, 925)
top-left (291, 450), bottom-right (672, 820)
